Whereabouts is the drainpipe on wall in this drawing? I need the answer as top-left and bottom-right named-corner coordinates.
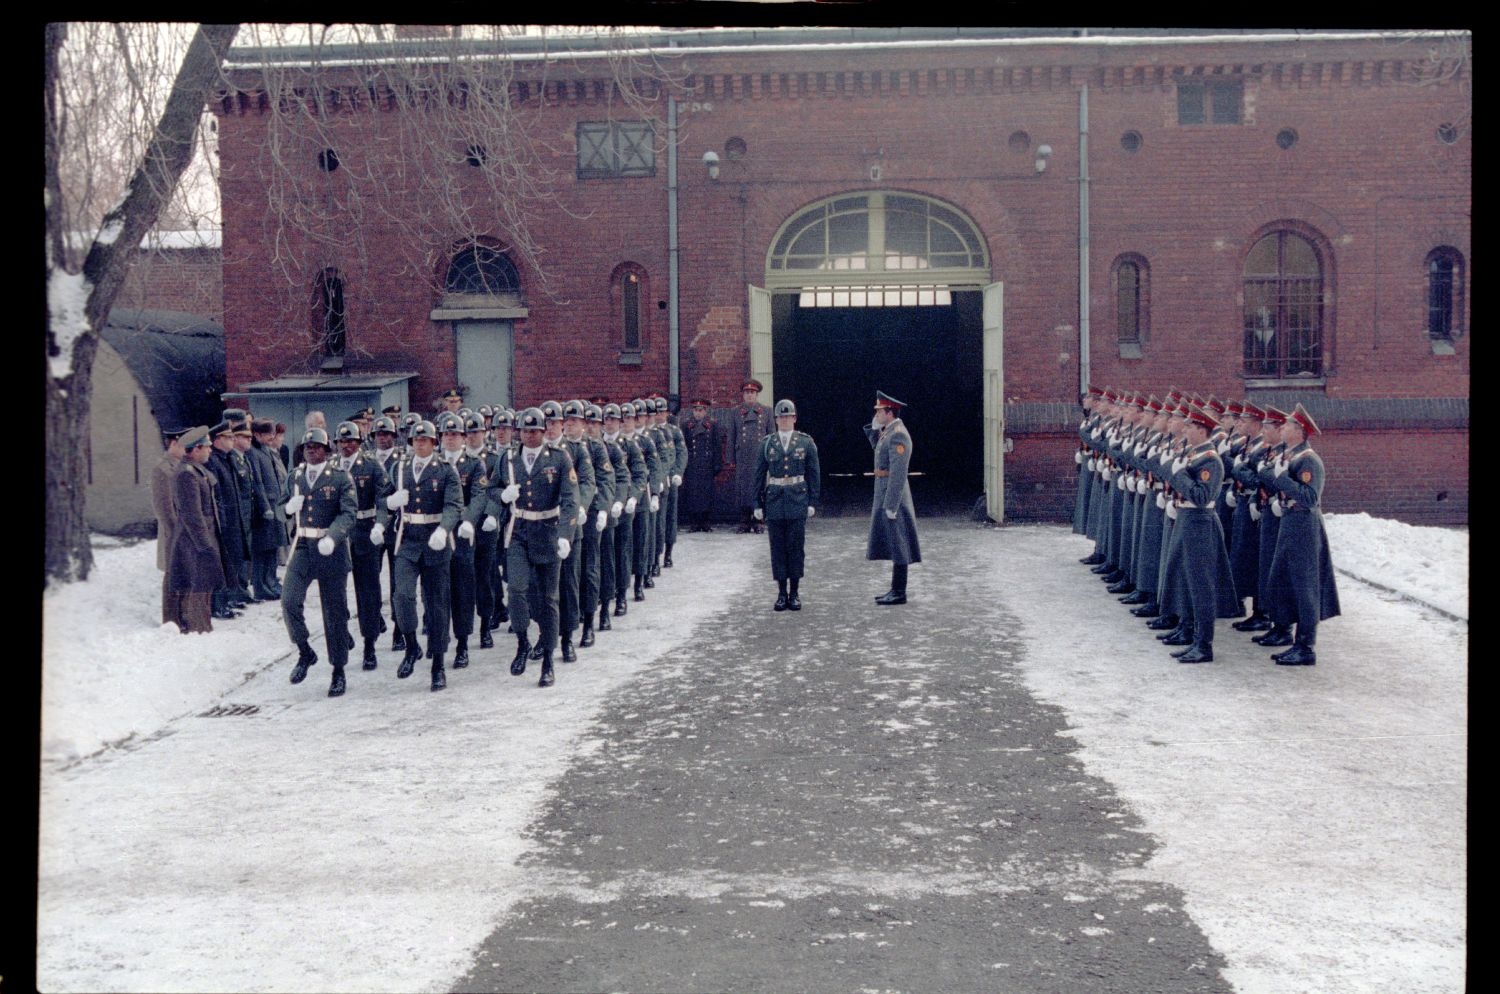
top-left (1077, 82), bottom-right (1091, 400)
top-left (667, 94), bottom-right (681, 407)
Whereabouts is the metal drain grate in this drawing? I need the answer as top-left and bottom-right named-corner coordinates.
top-left (197, 704), bottom-right (262, 718)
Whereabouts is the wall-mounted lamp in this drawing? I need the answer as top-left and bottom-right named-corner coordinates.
top-left (702, 150), bottom-right (720, 181)
top-left (1035, 144), bottom-right (1053, 174)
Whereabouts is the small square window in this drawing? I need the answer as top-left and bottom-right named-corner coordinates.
top-left (1177, 83), bottom-right (1205, 125)
top-left (1210, 81), bottom-right (1243, 124)
top-left (1177, 81), bottom-right (1242, 126)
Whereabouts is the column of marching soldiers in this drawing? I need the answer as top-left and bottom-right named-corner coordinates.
top-left (1072, 386), bottom-right (1340, 666)
top-left (207, 393), bottom-right (692, 698)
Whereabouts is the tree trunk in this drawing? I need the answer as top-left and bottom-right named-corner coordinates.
top-left (44, 23), bottom-right (239, 586)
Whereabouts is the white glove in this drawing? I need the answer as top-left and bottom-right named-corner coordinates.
top-left (369, 523), bottom-right (385, 546)
top-left (1075, 450), bottom-right (1084, 465)
top-left (1156, 492), bottom-right (1167, 509)
top-left (482, 515), bottom-right (499, 532)
top-left (650, 496), bottom-right (660, 513)
top-left (885, 508), bottom-right (898, 520)
top-left (611, 501), bottom-right (623, 519)
top-left (557, 537), bottom-right (571, 559)
top-left (427, 526), bottom-right (448, 551)
top-left (672, 474), bottom-right (683, 487)
top-left (1273, 459), bottom-right (1288, 478)
top-left (1271, 496), bottom-right (1284, 517)
top-left (1116, 473), bottom-right (1127, 491)
top-left (1225, 490), bottom-right (1238, 508)
top-left (1249, 503), bottom-right (1261, 521)
top-left (625, 497), bottom-right (638, 514)
top-left (595, 510), bottom-right (608, 531)
top-left (752, 507), bottom-right (764, 521)
top-left (806, 506), bottom-right (816, 518)
top-left (317, 536), bottom-right (335, 556)
top-left (500, 483), bottom-right (521, 504)
top-left (1166, 502), bottom-right (1178, 520)
top-left (1172, 458), bottom-right (1188, 474)
top-left (386, 489), bottom-right (408, 510)
top-left (283, 493), bottom-right (305, 516)
top-left (1217, 440), bottom-right (1231, 454)
top-left (1086, 458), bottom-right (1096, 472)
top-left (577, 507), bottom-right (587, 526)
top-left (1137, 478), bottom-right (1149, 495)
top-left (457, 520), bottom-right (475, 542)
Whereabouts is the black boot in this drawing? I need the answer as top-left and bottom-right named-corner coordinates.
top-left (479, 622), bottom-right (494, 649)
top-left (397, 640), bottom-right (421, 679)
top-left (877, 564), bottom-right (908, 605)
top-left (1130, 601), bottom-right (1162, 618)
top-left (1080, 551), bottom-right (1106, 565)
top-left (538, 652), bottom-right (555, 687)
top-left (650, 560), bottom-right (661, 578)
top-left (345, 630), bottom-right (355, 653)
top-left (1146, 613), bottom-right (1180, 630)
top-left (579, 622), bottom-right (595, 647)
top-left (1101, 569), bottom-right (1126, 584)
top-left (1175, 642), bottom-right (1214, 664)
top-left (529, 640), bottom-right (545, 660)
top-left (788, 579), bottom-right (801, 611)
top-left (328, 665), bottom-right (347, 697)
top-left (1274, 641), bottom-right (1317, 665)
top-left (290, 641), bottom-right (317, 684)
top-left (430, 653), bottom-right (446, 691)
top-left (598, 606), bottom-right (612, 631)
top-left (562, 637), bottom-right (577, 662)
top-left (392, 627), bottom-right (407, 653)
top-left (615, 595), bottom-right (628, 616)
top-left (1159, 626), bottom-right (1194, 646)
top-left (1090, 562), bottom-right (1115, 574)
top-left (643, 572), bottom-right (655, 588)
top-left (664, 547), bottom-right (673, 568)
top-left (1119, 589), bottom-right (1150, 604)
top-left (774, 579), bottom-right (789, 612)
top-left (1254, 625), bottom-right (1294, 647)
top-left (510, 635), bottom-right (530, 676)
top-left (453, 639), bottom-right (469, 669)
top-left (633, 579), bottom-right (645, 601)
top-left (362, 639), bottom-right (378, 671)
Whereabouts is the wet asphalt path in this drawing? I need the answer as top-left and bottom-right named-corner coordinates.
top-left (454, 518), bottom-right (1228, 993)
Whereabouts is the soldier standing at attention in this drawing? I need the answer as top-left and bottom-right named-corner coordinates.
top-left (280, 427), bottom-right (358, 696)
top-left (167, 426), bottom-right (222, 634)
top-left (865, 391), bottom-right (921, 605)
top-left (1263, 404), bottom-right (1341, 665)
top-left (387, 420), bottom-right (464, 691)
top-left (727, 379), bottom-right (774, 533)
top-left (752, 399), bottom-right (821, 611)
top-left (493, 407), bottom-right (579, 688)
top-left (332, 421), bottom-right (390, 672)
top-left (152, 427), bottom-right (187, 626)
top-left (207, 422), bottom-right (250, 619)
top-left (653, 395), bottom-right (688, 568)
top-left (679, 398), bottom-right (723, 533)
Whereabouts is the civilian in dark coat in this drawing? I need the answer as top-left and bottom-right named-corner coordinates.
top-left (248, 421), bottom-right (288, 599)
top-left (865, 392), bottom-right (921, 605)
top-left (207, 424), bottom-right (250, 617)
top-left (726, 380), bottom-right (774, 531)
top-left (167, 428), bottom-right (223, 633)
top-left (679, 398), bottom-right (723, 532)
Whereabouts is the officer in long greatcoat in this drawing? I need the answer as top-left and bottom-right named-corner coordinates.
top-left (207, 422), bottom-right (250, 618)
top-left (679, 398), bottom-right (723, 532)
top-left (726, 379), bottom-right (774, 532)
top-left (865, 391), bottom-right (921, 604)
top-left (1262, 404), bottom-right (1341, 665)
top-left (153, 427), bottom-right (187, 625)
top-left (167, 426), bottom-right (222, 633)
top-left (280, 427), bottom-right (358, 696)
top-left (753, 399), bottom-right (821, 611)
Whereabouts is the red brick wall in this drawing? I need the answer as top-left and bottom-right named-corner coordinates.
top-left (115, 247), bottom-right (223, 323)
top-left (216, 35), bottom-right (1469, 520)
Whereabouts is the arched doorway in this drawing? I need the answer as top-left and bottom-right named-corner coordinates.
top-left (755, 192), bottom-right (1002, 517)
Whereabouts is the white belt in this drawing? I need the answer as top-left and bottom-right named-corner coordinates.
top-left (355, 508), bottom-right (377, 520)
top-left (1174, 501), bottom-right (1206, 510)
top-left (295, 526), bottom-right (329, 540)
top-left (514, 507), bottom-right (562, 521)
top-left (403, 512), bottom-right (444, 525)
top-left (767, 475), bottom-right (805, 486)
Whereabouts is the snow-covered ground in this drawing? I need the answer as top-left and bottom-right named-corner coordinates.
top-left (38, 513), bottom-right (1465, 991)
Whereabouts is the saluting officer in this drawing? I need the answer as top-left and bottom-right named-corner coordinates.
top-left (280, 427), bottom-right (358, 697)
top-left (865, 391), bottom-right (921, 605)
top-left (492, 407), bottom-right (579, 688)
top-left (605, 403), bottom-right (647, 617)
top-left (1262, 404), bottom-right (1341, 665)
top-left (753, 399), bottom-right (821, 611)
top-left (331, 421), bottom-right (391, 671)
top-left (437, 412), bottom-right (492, 671)
top-left (386, 419), bottom-right (464, 691)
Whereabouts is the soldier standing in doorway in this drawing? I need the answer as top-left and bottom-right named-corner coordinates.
top-left (727, 379), bottom-right (774, 533)
top-left (865, 391), bottom-right (921, 605)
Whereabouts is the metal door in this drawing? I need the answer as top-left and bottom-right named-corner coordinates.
top-left (455, 320), bottom-right (513, 408)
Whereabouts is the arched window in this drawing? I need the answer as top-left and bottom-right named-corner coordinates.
top-left (1112, 254), bottom-right (1149, 356)
top-left (610, 263), bottom-right (650, 355)
top-left (312, 268), bottom-right (346, 357)
top-left (445, 245), bottom-right (520, 296)
top-left (1426, 247), bottom-right (1465, 341)
top-left (1242, 229), bottom-right (1325, 378)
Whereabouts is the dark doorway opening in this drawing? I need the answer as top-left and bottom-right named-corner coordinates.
top-left (771, 290), bottom-right (983, 517)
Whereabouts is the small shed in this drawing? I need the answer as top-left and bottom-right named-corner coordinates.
top-left (225, 373), bottom-right (418, 443)
top-left (89, 309), bottom-right (226, 535)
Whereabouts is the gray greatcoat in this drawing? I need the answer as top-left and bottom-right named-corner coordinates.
top-left (152, 452), bottom-right (182, 571)
top-left (247, 440), bottom-right (289, 553)
top-left (865, 417), bottom-right (922, 565)
top-left (167, 460), bottom-right (226, 593)
top-left (727, 401), bottom-right (773, 511)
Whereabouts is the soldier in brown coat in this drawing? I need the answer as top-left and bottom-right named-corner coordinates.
top-left (166, 427), bottom-right (224, 633)
top-left (152, 427), bottom-right (187, 625)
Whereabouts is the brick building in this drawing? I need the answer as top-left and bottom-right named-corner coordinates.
top-left (214, 28), bottom-right (1469, 524)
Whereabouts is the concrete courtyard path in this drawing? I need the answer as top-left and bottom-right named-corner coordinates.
top-left (455, 518), bottom-right (1228, 993)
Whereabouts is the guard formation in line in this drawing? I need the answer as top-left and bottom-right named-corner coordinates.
top-left (1073, 387), bottom-right (1340, 665)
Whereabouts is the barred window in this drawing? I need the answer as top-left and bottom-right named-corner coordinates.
top-left (313, 269), bottom-right (346, 357)
top-left (445, 245), bottom-right (520, 296)
top-left (1242, 230), bottom-right (1325, 379)
top-left (1426, 247), bottom-right (1465, 340)
top-left (577, 122), bottom-right (656, 179)
top-left (1178, 80), bottom-right (1243, 125)
top-left (1113, 255), bottom-right (1149, 344)
top-left (611, 263), bottom-right (650, 352)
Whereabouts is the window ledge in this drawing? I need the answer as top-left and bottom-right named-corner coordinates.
top-left (1430, 338), bottom-right (1457, 356)
top-left (617, 350), bottom-right (643, 366)
top-left (430, 305), bottom-right (529, 320)
top-left (1117, 342), bottom-right (1143, 360)
top-left (1243, 375), bottom-right (1326, 390)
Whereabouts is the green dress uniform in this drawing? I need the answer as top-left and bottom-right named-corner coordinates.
top-left (612, 428), bottom-right (649, 611)
top-left (443, 447), bottom-right (492, 665)
top-left (389, 453), bottom-right (464, 679)
top-left (663, 417), bottom-right (688, 563)
top-left (372, 445), bottom-right (407, 648)
top-left (1264, 441), bottom-right (1341, 658)
top-left (753, 430), bottom-right (821, 588)
top-left (557, 436), bottom-right (596, 653)
top-left (579, 433), bottom-right (616, 640)
top-left (596, 429), bottom-right (631, 625)
top-left (632, 426), bottom-right (663, 594)
top-left (336, 449), bottom-right (391, 663)
top-left (280, 461), bottom-right (359, 681)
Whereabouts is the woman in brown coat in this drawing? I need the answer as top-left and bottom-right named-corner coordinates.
top-left (167, 427), bottom-right (225, 633)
